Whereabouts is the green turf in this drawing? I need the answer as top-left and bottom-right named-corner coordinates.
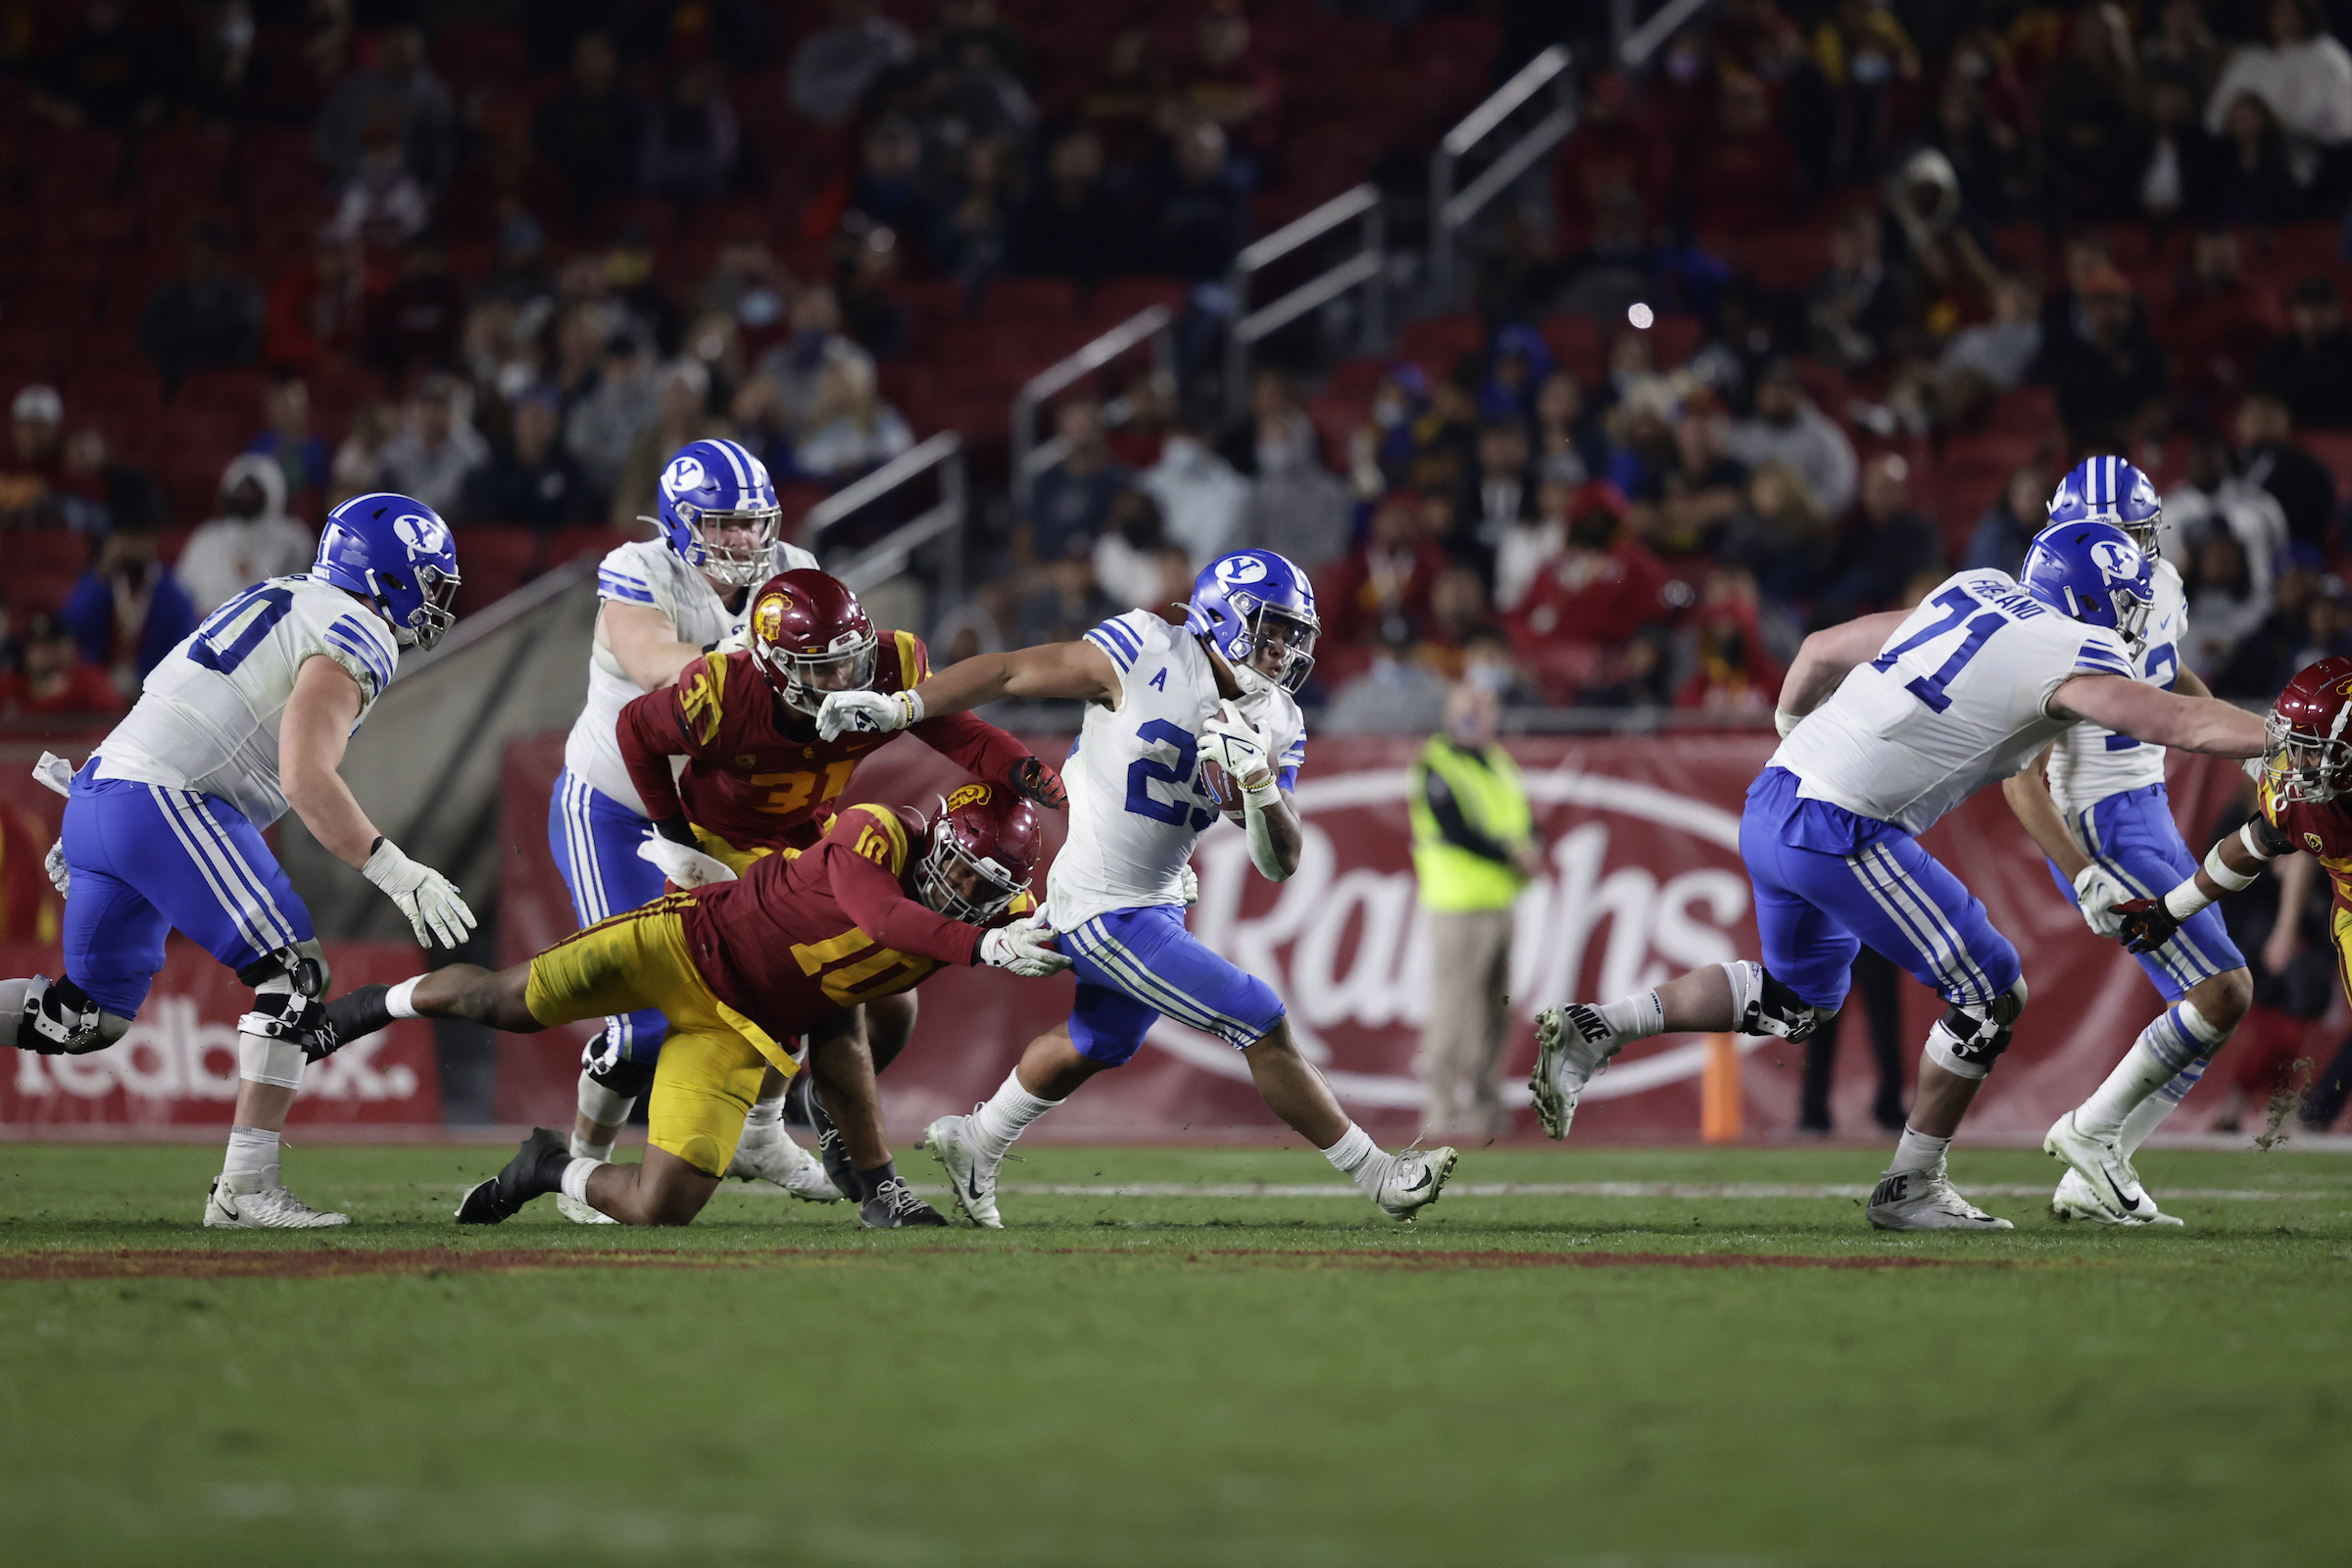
top-left (3, 1142), bottom-right (2349, 1567)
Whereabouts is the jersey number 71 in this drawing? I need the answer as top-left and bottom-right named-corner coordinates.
top-left (1868, 587), bottom-right (2007, 713)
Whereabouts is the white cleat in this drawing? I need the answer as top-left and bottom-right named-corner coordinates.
top-left (556, 1194), bottom-right (617, 1225)
top-left (1866, 1166), bottom-right (2013, 1231)
top-left (203, 1170), bottom-right (350, 1229)
top-left (1376, 1146), bottom-right (1458, 1221)
top-left (2042, 1111), bottom-right (2156, 1224)
top-left (2051, 1167), bottom-right (2182, 1227)
top-left (921, 1113), bottom-right (1002, 1229)
top-left (1530, 1004), bottom-right (1628, 1140)
top-left (727, 1125), bottom-right (844, 1202)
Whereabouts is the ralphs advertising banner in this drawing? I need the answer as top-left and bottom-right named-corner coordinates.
top-left (496, 731), bottom-right (2248, 1143)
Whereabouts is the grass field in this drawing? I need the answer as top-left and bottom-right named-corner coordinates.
top-left (3, 1141), bottom-right (2348, 1567)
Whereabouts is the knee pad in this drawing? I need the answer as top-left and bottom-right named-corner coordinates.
top-left (582, 1041), bottom-right (659, 1102)
top-left (1726, 960), bottom-right (1836, 1044)
top-left (237, 986), bottom-right (336, 1081)
top-left (18, 975), bottom-right (133, 1055)
top-left (1926, 978), bottom-right (2029, 1080)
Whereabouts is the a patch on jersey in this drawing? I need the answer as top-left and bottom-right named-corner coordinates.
top-left (946, 781), bottom-right (993, 813)
top-left (1149, 667), bottom-right (1167, 691)
top-left (393, 511), bottom-right (450, 558)
top-left (2308, 832), bottom-right (2325, 853)
top-left (678, 656), bottom-right (728, 746)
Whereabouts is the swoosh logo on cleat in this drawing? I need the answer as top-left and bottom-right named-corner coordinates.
top-left (2104, 1174), bottom-right (2140, 1211)
top-left (1401, 1169), bottom-right (1432, 1195)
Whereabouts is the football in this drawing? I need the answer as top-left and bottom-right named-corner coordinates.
top-left (1198, 757), bottom-right (1244, 816)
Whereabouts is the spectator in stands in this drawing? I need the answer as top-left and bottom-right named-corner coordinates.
top-left (2133, 64), bottom-right (2228, 224)
top-left (697, 230), bottom-right (791, 332)
top-left (2169, 435), bottom-right (2291, 591)
top-left (792, 357), bottom-right (914, 486)
top-left (535, 32), bottom-right (644, 230)
top-left (1554, 186), bottom-right (1654, 324)
top-left (1320, 491), bottom-right (1451, 656)
top-left (1639, 391), bottom-right (1749, 558)
top-left (0, 612), bottom-right (121, 716)
top-left (1721, 462), bottom-right (1837, 622)
top-left (843, 116), bottom-right (936, 265)
top-left (790, 0), bottom-right (916, 125)
top-left (368, 231), bottom-right (464, 381)
top-left (832, 220), bottom-right (913, 362)
top-left (1014, 538), bottom-right (1119, 647)
top-left (1218, 370), bottom-right (1312, 480)
top-left (1530, 370), bottom-right (1597, 483)
top-left (912, 17), bottom-right (1038, 157)
top-left (1895, 272), bottom-right (2040, 433)
top-left (2209, 92), bottom-right (2313, 224)
top-left (1726, 360), bottom-right (1857, 518)
top-left (1476, 325), bottom-right (1556, 428)
top-left (2164, 229), bottom-right (2282, 415)
top-left (1674, 566), bottom-right (1784, 715)
top-left (1321, 618), bottom-right (1450, 736)
top-left (461, 388), bottom-right (595, 532)
top-left (177, 455), bottom-right (314, 616)
top-left (929, 0), bottom-right (1030, 84)
top-left (1343, 364), bottom-right (1428, 499)
top-left (62, 516), bottom-right (195, 697)
top-left (474, 213), bottom-right (556, 321)
top-left (1468, 420), bottom-right (1541, 584)
top-left (245, 376), bottom-right (330, 515)
top-left (1807, 0), bottom-right (1920, 184)
top-left (1233, 407), bottom-right (1350, 575)
top-left (1929, 56), bottom-right (2038, 225)
top-left (1093, 489), bottom-right (1170, 612)
top-left (1814, 453), bottom-right (1942, 628)
top-left (565, 335), bottom-right (657, 506)
top-left (727, 373), bottom-right (798, 482)
top-left (263, 229), bottom-right (381, 374)
top-left (1011, 129), bottom-right (1133, 282)
top-left (1509, 480), bottom-right (1674, 706)
top-left (51, 427), bottom-right (167, 539)
top-left (1682, 69), bottom-right (1803, 234)
top-left (2234, 392), bottom-right (2339, 553)
top-left (756, 285), bottom-right (875, 437)
top-left (2036, 266), bottom-right (2169, 452)
top-left (381, 374), bottom-right (489, 521)
top-left (2039, 3), bottom-right (2145, 220)
top-left (1550, 71), bottom-right (1669, 256)
top-left (642, 64), bottom-right (741, 208)
top-left (1139, 418), bottom-right (1247, 570)
top-left (1964, 463), bottom-right (2051, 578)
top-left (1494, 470), bottom-right (1571, 613)
top-left (1806, 207), bottom-right (1908, 372)
top-left (327, 122), bottom-right (432, 249)
top-left (314, 24), bottom-right (454, 197)
top-left (1166, 7), bottom-right (1280, 183)
top-left (1023, 398), bottom-right (1129, 565)
top-left (933, 135), bottom-right (1020, 295)
top-left (2212, 551), bottom-right (2326, 698)
top-left (1077, 28), bottom-right (1165, 188)
top-left (2180, 527), bottom-right (2275, 687)
top-left (137, 222), bottom-right (263, 393)
top-left (2142, 0), bottom-right (2226, 94)
top-left (27, 0), bottom-right (173, 131)
top-left (614, 361), bottom-right (730, 523)
top-left (2203, 0), bottom-right (2352, 156)
top-left (2255, 277), bottom-right (2352, 431)
top-left (329, 402), bottom-right (395, 508)
top-left (1420, 567), bottom-right (1497, 681)
top-left (1150, 119), bottom-right (1248, 284)
top-left (1, 385), bottom-right (65, 529)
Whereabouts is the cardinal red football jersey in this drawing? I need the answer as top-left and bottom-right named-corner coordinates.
top-left (2258, 772), bottom-right (2352, 905)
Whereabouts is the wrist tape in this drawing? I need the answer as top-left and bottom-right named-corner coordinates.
top-left (2162, 879), bottom-right (2216, 923)
top-left (2203, 839), bottom-right (2260, 894)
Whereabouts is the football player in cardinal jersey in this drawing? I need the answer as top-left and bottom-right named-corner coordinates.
top-left (815, 548), bottom-right (1460, 1228)
top-left (548, 438), bottom-right (816, 1220)
top-left (613, 567), bottom-right (1064, 1199)
top-left (3, 493), bottom-right (473, 1227)
top-left (1999, 458), bottom-right (2254, 1227)
top-left (329, 786), bottom-right (1067, 1228)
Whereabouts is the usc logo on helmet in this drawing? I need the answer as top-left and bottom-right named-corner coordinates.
top-left (2333, 677), bottom-right (2352, 700)
top-left (755, 591), bottom-right (789, 644)
top-left (946, 782), bottom-right (994, 812)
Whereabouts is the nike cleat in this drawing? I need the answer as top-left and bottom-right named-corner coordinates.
top-left (727, 1123), bottom-right (844, 1201)
top-left (1866, 1167), bottom-right (2014, 1231)
top-left (2042, 1111), bottom-right (2154, 1223)
top-left (556, 1194), bottom-right (617, 1225)
top-left (323, 983), bottom-right (393, 1043)
top-left (921, 1112), bottom-right (1003, 1229)
top-left (455, 1128), bottom-right (570, 1225)
top-left (1376, 1146), bottom-right (1458, 1221)
top-left (204, 1170), bottom-right (350, 1229)
top-left (2051, 1167), bottom-right (2181, 1227)
top-left (1530, 1004), bottom-right (1629, 1140)
top-left (808, 1097), bottom-right (858, 1201)
top-left (858, 1176), bottom-right (950, 1229)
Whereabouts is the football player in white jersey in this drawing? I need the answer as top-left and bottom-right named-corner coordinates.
top-left (815, 549), bottom-right (1458, 1226)
top-left (1530, 519), bottom-right (2267, 1229)
top-left (2000, 458), bottom-right (2253, 1226)
top-left (549, 437), bottom-right (832, 1221)
top-left (3, 493), bottom-right (475, 1227)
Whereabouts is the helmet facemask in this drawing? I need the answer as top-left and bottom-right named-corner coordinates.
top-left (2264, 710), bottom-right (2352, 805)
top-left (1231, 595), bottom-right (1318, 694)
top-left (384, 563), bottom-right (460, 649)
top-left (2108, 580), bottom-right (2152, 654)
top-left (674, 500), bottom-right (781, 588)
top-left (916, 814), bottom-right (1027, 924)
top-left (762, 627), bottom-right (878, 717)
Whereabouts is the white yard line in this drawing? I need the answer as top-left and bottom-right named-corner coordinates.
top-left (738, 1182), bottom-right (2344, 1201)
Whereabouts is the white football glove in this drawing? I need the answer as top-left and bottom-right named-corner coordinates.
top-left (30, 752), bottom-right (74, 798)
top-left (978, 917), bottom-right (1071, 978)
top-left (638, 833), bottom-right (739, 889)
top-left (2072, 862), bottom-right (2132, 939)
top-left (1773, 708), bottom-right (1800, 739)
top-left (43, 840), bottom-right (68, 899)
top-left (1200, 703), bottom-right (1278, 805)
top-left (362, 838), bottom-right (478, 951)
top-left (710, 621), bottom-right (753, 656)
top-left (1179, 863), bottom-right (1200, 906)
top-left (816, 688), bottom-right (922, 742)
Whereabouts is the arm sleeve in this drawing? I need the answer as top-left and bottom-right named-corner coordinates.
top-left (614, 687), bottom-right (691, 822)
top-left (823, 810), bottom-right (986, 966)
top-left (1420, 763), bottom-right (1516, 865)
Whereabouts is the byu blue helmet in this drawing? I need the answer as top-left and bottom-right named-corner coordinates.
top-left (314, 491), bottom-right (461, 650)
top-left (1187, 549), bottom-right (1319, 694)
top-left (2021, 517), bottom-right (2155, 649)
top-left (655, 437), bottom-right (781, 588)
top-left (2048, 454), bottom-right (2161, 552)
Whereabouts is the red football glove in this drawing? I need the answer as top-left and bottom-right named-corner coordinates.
top-left (2112, 897), bottom-right (2180, 955)
top-left (1009, 756), bottom-right (1067, 810)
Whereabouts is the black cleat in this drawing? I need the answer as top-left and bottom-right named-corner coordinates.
top-left (858, 1177), bottom-right (950, 1229)
top-left (455, 1128), bottom-right (571, 1225)
top-left (323, 984), bottom-right (392, 1047)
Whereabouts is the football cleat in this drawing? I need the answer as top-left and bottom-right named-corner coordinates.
top-left (2042, 1111), bottom-right (2153, 1222)
top-left (323, 983), bottom-right (392, 1044)
top-left (1376, 1146), bottom-right (1458, 1221)
top-left (1530, 1004), bottom-right (1628, 1140)
top-left (203, 1170), bottom-right (350, 1229)
top-left (808, 1096), bottom-right (858, 1200)
top-left (556, 1194), bottom-right (617, 1225)
top-left (727, 1123), bottom-right (843, 1201)
top-left (2050, 1167), bottom-right (2182, 1227)
top-left (1866, 1167), bottom-right (2014, 1231)
top-left (455, 1128), bottom-right (570, 1225)
top-left (858, 1177), bottom-right (950, 1229)
top-left (921, 1112), bottom-right (1003, 1229)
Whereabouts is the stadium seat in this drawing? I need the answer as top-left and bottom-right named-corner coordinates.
top-left (2301, 432), bottom-right (2352, 500)
top-left (14, 534), bottom-right (92, 575)
top-left (451, 526), bottom-right (541, 617)
top-left (1396, 315), bottom-right (1487, 377)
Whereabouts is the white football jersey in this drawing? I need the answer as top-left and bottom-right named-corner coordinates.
top-left (1045, 611), bottom-right (1307, 930)
top-left (1773, 569), bottom-right (2135, 834)
top-left (562, 535), bottom-right (816, 815)
top-left (2045, 559), bottom-right (2185, 813)
top-left (93, 574), bottom-right (401, 829)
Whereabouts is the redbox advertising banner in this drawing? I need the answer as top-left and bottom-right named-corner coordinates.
top-left (495, 730), bottom-right (2250, 1143)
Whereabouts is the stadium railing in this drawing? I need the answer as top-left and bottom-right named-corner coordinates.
top-left (806, 428), bottom-right (968, 605)
top-left (1224, 182), bottom-right (1387, 418)
top-left (1010, 304), bottom-right (1176, 516)
top-left (1428, 44), bottom-right (1574, 304)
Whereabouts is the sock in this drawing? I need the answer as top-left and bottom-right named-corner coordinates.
top-left (222, 1124), bottom-right (278, 1180)
top-left (1322, 1121), bottom-right (1387, 1193)
top-left (744, 1094), bottom-right (785, 1135)
top-left (1595, 989), bottom-right (1667, 1042)
top-left (385, 976), bottom-right (424, 1019)
top-left (2121, 1054), bottom-right (2212, 1156)
top-left (2080, 1003), bottom-right (2226, 1139)
top-left (1888, 1126), bottom-right (1951, 1176)
top-left (569, 1132), bottom-right (615, 1162)
top-left (850, 1158), bottom-right (898, 1201)
top-left (970, 1069), bottom-right (1061, 1160)
top-left (560, 1156), bottom-right (603, 1204)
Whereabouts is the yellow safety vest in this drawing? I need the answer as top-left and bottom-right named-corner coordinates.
top-left (1408, 735), bottom-right (1534, 911)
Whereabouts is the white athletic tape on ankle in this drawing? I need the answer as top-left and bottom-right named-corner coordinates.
top-left (385, 976), bottom-right (424, 1019)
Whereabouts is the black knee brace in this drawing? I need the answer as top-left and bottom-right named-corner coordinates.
top-left (581, 1037), bottom-right (659, 1100)
top-left (1739, 965), bottom-right (1836, 1044)
top-left (22, 975), bottom-right (130, 1055)
top-left (1932, 980), bottom-right (2029, 1073)
top-left (239, 988), bottom-right (342, 1063)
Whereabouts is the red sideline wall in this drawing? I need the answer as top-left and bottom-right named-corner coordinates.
top-left (497, 731), bottom-right (2251, 1143)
